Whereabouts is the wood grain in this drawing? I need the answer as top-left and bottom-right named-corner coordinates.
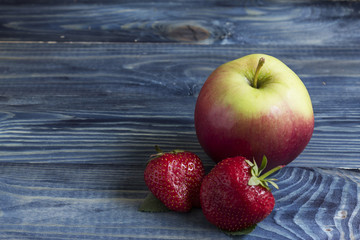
top-left (0, 164), bottom-right (358, 240)
top-left (0, 43), bottom-right (359, 169)
top-left (0, 0), bottom-right (359, 45)
top-left (0, 1), bottom-right (359, 239)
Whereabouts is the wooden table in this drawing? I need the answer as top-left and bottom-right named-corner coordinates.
top-left (0, 0), bottom-right (359, 239)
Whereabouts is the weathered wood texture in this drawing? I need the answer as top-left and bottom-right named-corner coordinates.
top-left (0, 43), bottom-right (359, 168)
top-left (0, 0), bottom-right (359, 239)
top-left (0, 164), bottom-right (358, 240)
top-left (0, 0), bottom-right (359, 45)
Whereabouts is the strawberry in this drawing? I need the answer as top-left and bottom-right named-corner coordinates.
top-left (144, 146), bottom-right (205, 212)
top-left (200, 156), bottom-right (283, 232)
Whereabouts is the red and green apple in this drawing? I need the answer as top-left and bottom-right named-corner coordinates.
top-left (194, 54), bottom-right (314, 170)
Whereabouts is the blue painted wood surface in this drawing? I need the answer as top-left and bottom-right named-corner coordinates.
top-left (0, 164), bottom-right (359, 239)
top-left (0, 43), bottom-right (359, 169)
top-left (0, 0), bottom-right (359, 239)
top-left (0, 0), bottom-right (359, 45)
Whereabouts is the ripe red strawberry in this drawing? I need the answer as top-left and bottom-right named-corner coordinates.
top-left (144, 146), bottom-right (205, 212)
top-left (200, 156), bottom-right (283, 232)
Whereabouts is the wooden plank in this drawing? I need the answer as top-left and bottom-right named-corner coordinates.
top-left (0, 1), bottom-right (358, 239)
top-left (0, 0), bottom-right (359, 45)
top-left (0, 163), bottom-right (358, 239)
top-left (0, 42), bottom-right (359, 168)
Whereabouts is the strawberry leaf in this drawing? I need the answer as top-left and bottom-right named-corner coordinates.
top-left (248, 176), bottom-right (261, 186)
top-left (252, 159), bottom-right (259, 175)
top-left (171, 149), bottom-right (185, 154)
top-left (268, 180), bottom-right (279, 190)
top-left (222, 224), bottom-right (257, 235)
top-left (259, 181), bottom-right (270, 191)
top-left (245, 160), bottom-right (254, 167)
top-left (138, 192), bottom-right (170, 212)
top-left (259, 155), bottom-right (267, 174)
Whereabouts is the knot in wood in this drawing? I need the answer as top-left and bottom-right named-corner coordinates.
top-left (167, 24), bottom-right (210, 42)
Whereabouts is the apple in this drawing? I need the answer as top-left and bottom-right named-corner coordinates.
top-left (194, 54), bottom-right (314, 170)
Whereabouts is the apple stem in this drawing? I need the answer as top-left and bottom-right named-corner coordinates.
top-left (253, 57), bottom-right (265, 89)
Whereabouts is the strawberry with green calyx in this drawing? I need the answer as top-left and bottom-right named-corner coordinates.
top-left (200, 155), bottom-right (283, 233)
top-left (143, 146), bottom-right (205, 212)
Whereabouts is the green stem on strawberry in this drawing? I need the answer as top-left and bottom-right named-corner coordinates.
top-left (246, 156), bottom-right (284, 191)
top-left (150, 145), bottom-right (185, 161)
top-left (258, 165), bottom-right (284, 180)
top-left (252, 57), bottom-right (265, 89)
top-left (154, 145), bottom-right (163, 153)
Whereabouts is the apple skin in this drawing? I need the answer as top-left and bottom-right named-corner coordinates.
top-left (194, 54), bottom-right (314, 171)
